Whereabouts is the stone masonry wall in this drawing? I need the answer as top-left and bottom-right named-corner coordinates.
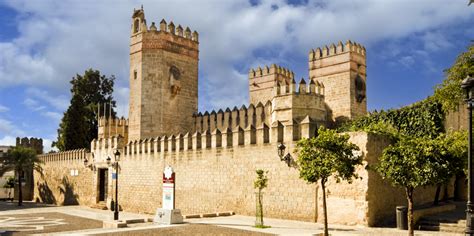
top-left (309, 41), bottom-right (367, 123)
top-left (34, 149), bottom-right (95, 206)
top-left (444, 103), bottom-right (468, 132)
top-left (128, 15), bottom-right (199, 142)
top-left (34, 131), bottom-right (448, 226)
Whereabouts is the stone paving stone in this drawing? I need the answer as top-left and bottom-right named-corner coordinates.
top-left (0, 212), bottom-right (102, 236)
top-left (96, 224), bottom-right (275, 236)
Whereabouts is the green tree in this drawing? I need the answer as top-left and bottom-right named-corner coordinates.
top-left (375, 136), bottom-right (454, 236)
top-left (433, 44), bottom-right (474, 112)
top-left (340, 98), bottom-right (444, 139)
top-left (0, 147), bottom-right (43, 206)
top-left (53, 69), bottom-right (116, 151)
top-left (443, 131), bottom-right (468, 201)
top-left (253, 169), bottom-right (269, 228)
top-left (296, 127), bottom-right (362, 236)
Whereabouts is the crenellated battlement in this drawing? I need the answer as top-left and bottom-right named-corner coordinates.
top-left (131, 6), bottom-right (197, 43)
top-left (119, 116), bottom-right (317, 157)
top-left (273, 78), bottom-right (325, 97)
top-left (308, 40), bottom-right (366, 61)
top-left (249, 64), bottom-right (296, 105)
top-left (144, 19), bottom-right (199, 43)
top-left (16, 137), bottom-right (43, 154)
top-left (308, 40), bottom-right (367, 122)
top-left (271, 78), bottom-right (327, 126)
top-left (193, 101), bottom-right (273, 134)
top-left (98, 116), bottom-right (129, 141)
top-left (248, 64), bottom-right (294, 80)
top-left (98, 116), bottom-right (129, 126)
top-left (39, 149), bottom-right (88, 164)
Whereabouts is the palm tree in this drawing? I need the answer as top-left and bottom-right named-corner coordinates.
top-left (0, 146), bottom-right (43, 206)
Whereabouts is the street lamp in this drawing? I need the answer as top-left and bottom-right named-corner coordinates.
top-left (83, 153), bottom-right (96, 171)
top-left (462, 75), bottom-right (474, 235)
top-left (106, 150), bottom-right (121, 221)
top-left (277, 143), bottom-right (292, 167)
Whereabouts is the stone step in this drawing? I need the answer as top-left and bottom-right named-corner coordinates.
top-left (418, 224), bottom-right (465, 233)
top-left (90, 203), bottom-right (108, 210)
top-left (418, 219), bottom-right (465, 226)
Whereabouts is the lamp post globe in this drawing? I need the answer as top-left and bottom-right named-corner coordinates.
top-left (114, 150), bottom-right (121, 162)
top-left (462, 75), bottom-right (474, 235)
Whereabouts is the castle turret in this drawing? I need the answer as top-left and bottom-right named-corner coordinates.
top-left (271, 78), bottom-right (326, 128)
top-left (248, 64), bottom-right (294, 105)
top-left (128, 7), bottom-right (199, 142)
top-left (98, 117), bottom-right (129, 141)
top-left (16, 137), bottom-right (43, 154)
top-left (309, 40), bottom-right (367, 124)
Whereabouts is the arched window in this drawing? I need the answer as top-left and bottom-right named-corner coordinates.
top-left (355, 75), bottom-right (366, 103)
top-left (133, 19), bottom-right (140, 33)
top-left (169, 66), bottom-right (181, 95)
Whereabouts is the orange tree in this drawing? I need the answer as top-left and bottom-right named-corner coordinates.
top-left (375, 135), bottom-right (454, 236)
top-left (296, 126), bottom-right (361, 236)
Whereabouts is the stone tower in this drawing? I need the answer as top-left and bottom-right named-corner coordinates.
top-left (128, 7), bottom-right (199, 142)
top-left (309, 41), bottom-right (367, 123)
top-left (248, 64), bottom-right (294, 105)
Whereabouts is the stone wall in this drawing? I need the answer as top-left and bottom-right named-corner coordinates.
top-left (444, 103), bottom-right (468, 132)
top-left (128, 10), bottom-right (199, 142)
top-left (309, 41), bottom-right (367, 123)
top-left (34, 131), bottom-right (447, 226)
top-left (248, 64), bottom-right (294, 105)
top-left (34, 149), bottom-right (96, 206)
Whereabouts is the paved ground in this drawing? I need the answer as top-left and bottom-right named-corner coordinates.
top-left (0, 201), bottom-right (465, 235)
top-left (0, 212), bottom-right (102, 235)
top-left (97, 224), bottom-right (274, 236)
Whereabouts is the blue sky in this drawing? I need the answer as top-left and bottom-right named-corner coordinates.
top-left (0, 0), bottom-right (473, 151)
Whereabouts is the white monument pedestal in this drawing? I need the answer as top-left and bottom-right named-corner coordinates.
top-left (154, 166), bottom-right (183, 224)
top-left (154, 208), bottom-right (183, 224)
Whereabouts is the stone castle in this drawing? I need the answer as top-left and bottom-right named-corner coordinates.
top-left (34, 7), bottom-right (444, 226)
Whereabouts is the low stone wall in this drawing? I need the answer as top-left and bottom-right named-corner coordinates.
top-left (33, 132), bottom-right (450, 226)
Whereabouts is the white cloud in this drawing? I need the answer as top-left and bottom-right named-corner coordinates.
top-left (23, 98), bottom-right (46, 111)
top-left (41, 138), bottom-right (56, 153)
top-left (0, 135), bottom-right (16, 146)
top-left (421, 31), bottom-right (454, 52)
top-left (41, 111), bottom-right (62, 121)
top-left (0, 118), bottom-right (25, 137)
top-left (25, 88), bottom-right (68, 111)
top-left (0, 105), bottom-right (9, 112)
top-left (0, 0), bottom-right (472, 112)
top-left (114, 86), bottom-right (129, 117)
top-left (399, 56), bottom-right (415, 68)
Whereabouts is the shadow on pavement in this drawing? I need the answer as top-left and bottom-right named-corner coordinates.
top-left (0, 201), bottom-right (56, 212)
top-left (192, 222), bottom-right (355, 232)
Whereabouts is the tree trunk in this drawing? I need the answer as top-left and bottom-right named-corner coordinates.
top-left (321, 179), bottom-right (329, 236)
top-left (442, 184), bottom-right (448, 202)
top-left (406, 187), bottom-right (414, 236)
top-left (258, 189), bottom-right (263, 226)
top-left (433, 183), bottom-right (441, 205)
top-left (18, 170), bottom-right (23, 206)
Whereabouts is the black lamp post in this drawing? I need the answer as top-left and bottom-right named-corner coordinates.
top-left (277, 143), bottom-right (292, 167)
top-left (462, 75), bottom-right (474, 236)
top-left (107, 150), bottom-right (121, 221)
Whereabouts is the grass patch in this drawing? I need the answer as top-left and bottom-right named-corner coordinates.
top-left (254, 225), bottom-right (271, 229)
